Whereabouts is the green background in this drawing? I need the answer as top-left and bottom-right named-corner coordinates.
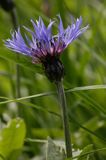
top-left (0, 0), bottom-right (106, 159)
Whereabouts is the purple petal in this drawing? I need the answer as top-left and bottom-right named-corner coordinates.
top-left (63, 17), bottom-right (88, 46)
top-left (4, 28), bottom-right (31, 56)
top-left (47, 20), bottom-right (55, 40)
top-left (58, 15), bottom-right (64, 35)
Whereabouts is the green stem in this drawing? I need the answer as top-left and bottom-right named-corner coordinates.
top-left (10, 8), bottom-right (18, 29)
top-left (56, 81), bottom-right (72, 158)
top-left (10, 8), bottom-right (22, 116)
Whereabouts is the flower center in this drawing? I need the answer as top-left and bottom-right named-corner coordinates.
top-left (42, 54), bottom-right (64, 82)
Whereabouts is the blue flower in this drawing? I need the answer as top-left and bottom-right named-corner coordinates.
top-left (5, 16), bottom-right (88, 63)
top-left (4, 15), bottom-right (88, 82)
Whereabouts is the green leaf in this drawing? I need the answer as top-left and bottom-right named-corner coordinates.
top-left (66, 84), bottom-right (106, 92)
top-left (1, 84), bottom-right (106, 106)
top-left (0, 154), bottom-right (5, 160)
top-left (78, 144), bottom-right (95, 160)
top-left (46, 137), bottom-right (65, 160)
top-left (0, 118), bottom-right (26, 160)
top-left (0, 91), bottom-right (54, 105)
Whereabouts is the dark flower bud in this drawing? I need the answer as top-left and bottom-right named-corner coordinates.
top-left (42, 55), bottom-right (64, 82)
top-left (0, 0), bottom-right (15, 12)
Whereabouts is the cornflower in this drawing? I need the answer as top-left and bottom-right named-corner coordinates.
top-left (4, 15), bottom-right (88, 158)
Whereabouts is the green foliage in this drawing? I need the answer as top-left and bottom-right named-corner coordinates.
top-left (0, 118), bottom-right (26, 160)
top-left (78, 144), bottom-right (95, 160)
top-left (0, 0), bottom-right (106, 159)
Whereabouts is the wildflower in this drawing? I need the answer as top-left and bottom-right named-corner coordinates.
top-left (4, 16), bottom-right (88, 82)
top-left (4, 16), bottom-right (88, 158)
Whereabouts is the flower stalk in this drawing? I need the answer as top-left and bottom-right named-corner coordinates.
top-left (56, 80), bottom-right (72, 158)
top-left (10, 7), bottom-right (22, 116)
top-left (10, 8), bottom-right (18, 30)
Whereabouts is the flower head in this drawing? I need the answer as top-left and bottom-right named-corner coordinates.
top-left (4, 15), bottom-right (88, 82)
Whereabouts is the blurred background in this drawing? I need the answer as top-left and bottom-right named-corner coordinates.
top-left (0, 0), bottom-right (106, 159)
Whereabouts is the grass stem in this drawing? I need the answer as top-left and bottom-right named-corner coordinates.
top-left (10, 8), bottom-right (22, 116)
